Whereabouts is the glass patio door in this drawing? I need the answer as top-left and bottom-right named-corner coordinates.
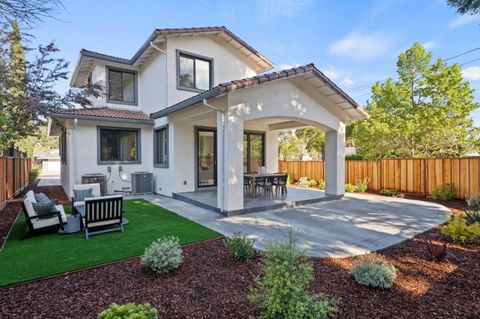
top-left (197, 128), bottom-right (217, 187)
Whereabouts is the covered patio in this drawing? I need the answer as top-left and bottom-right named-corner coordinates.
top-left (151, 64), bottom-right (368, 215)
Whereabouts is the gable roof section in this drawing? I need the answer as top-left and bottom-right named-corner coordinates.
top-left (48, 107), bottom-right (154, 124)
top-left (71, 26), bottom-right (274, 87)
top-left (150, 63), bottom-right (369, 121)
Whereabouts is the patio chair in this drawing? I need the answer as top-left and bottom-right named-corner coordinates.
top-left (82, 195), bottom-right (124, 239)
top-left (255, 176), bottom-right (275, 199)
top-left (21, 190), bottom-right (67, 239)
top-left (274, 174), bottom-right (288, 198)
top-left (244, 176), bottom-right (252, 196)
top-left (70, 183), bottom-right (101, 216)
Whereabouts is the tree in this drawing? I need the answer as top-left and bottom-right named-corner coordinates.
top-left (447, 0), bottom-right (480, 15)
top-left (0, 0), bottom-right (62, 27)
top-left (352, 43), bottom-right (479, 159)
top-left (0, 22), bottom-right (103, 152)
top-left (278, 128), bottom-right (325, 160)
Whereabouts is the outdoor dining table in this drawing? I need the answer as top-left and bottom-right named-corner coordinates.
top-left (244, 173), bottom-right (284, 198)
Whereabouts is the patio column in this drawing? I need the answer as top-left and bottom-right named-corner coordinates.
top-left (220, 114), bottom-right (244, 212)
top-left (324, 124), bottom-right (345, 196)
top-left (216, 111), bottom-right (225, 211)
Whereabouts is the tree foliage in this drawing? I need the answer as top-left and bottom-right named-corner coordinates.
top-left (0, 21), bottom-right (103, 151)
top-left (447, 0), bottom-right (480, 15)
top-left (0, 0), bottom-right (63, 27)
top-left (279, 128), bottom-right (325, 160)
top-left (352, 43), bottom-right (480, 159)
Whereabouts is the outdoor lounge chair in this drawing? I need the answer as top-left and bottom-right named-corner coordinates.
top-left (21, 190), bottom-right (67, 239)
top-left (70, 183), bottom-right (101, 216)
top-left (82, 195), bottom-right (124, 239)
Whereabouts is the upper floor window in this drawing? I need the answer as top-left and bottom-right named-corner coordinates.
top-left (107, 66), bottom-right (137, 105)
top-left (177, 50), bottom-right (213, 92)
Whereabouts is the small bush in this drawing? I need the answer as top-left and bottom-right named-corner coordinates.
top-left (299, 177), bottom-right (310, 188)
top-left (345, 154), bottom-right (364, 160)
top-left (98, 302), bottom-right (158, 319)
top-left (224, 232), bottom-right (254, 261)
top-left (379, 189), bottom-right (397, 197)
top-left (466, 193), bottom-right (480, 210)
top-left (349, 254), bottom-right (397, 289)
top-left (345, 183), bottom-right (356, 192)
top-left (431, 184), bottom-right (456, 201)
top-left (28, 167), bottom-right (40, 182)
top-left (465, 210), bottom-right (480, 224)
top-left (249, 231), bottom-right (338, 319)
top-left (140, 236), bottom-right (183, 273)
top-left (318, 179), bottom-right (326, 190)
top-left (309, 179), bottom-right (319, 187)
top-left (355, 178), bottom-right (370, 193)
top-left (440, 216), bottom-right (480, 245)
top-left (424, 240), bottom-right (448, 261)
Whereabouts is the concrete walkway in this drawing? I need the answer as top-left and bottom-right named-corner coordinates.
top-left (37, 169), bottom-right (61, 187)
top-left (141, 191), bottom-right (450, 257)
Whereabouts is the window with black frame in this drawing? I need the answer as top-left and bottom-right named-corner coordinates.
top-left (178, 52), bottom-right (212, 91)
top-left (154, 126), bottom-right (168, 167)
top-left (98, 128), bottom-right (140, 163)
top-left (107, 67), bottom-right (136, 104)
top-left (243, 132), bottom-right (265, 174)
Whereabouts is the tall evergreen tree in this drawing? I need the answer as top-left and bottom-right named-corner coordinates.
top-left (352, 43), bottom-right (480, 159)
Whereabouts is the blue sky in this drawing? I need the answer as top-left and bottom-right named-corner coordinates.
top-left (27, 0), bottom-right (480, 124)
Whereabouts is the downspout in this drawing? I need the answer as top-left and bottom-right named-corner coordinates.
top-left (203, 99), bottom-right (226, 213)
top-left (149, 41), bottom-right (168, 107)
top-left (72, 118), bottom-right (78, 186)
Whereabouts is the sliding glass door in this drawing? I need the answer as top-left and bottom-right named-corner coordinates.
top-left (197, 128), bottom-right (216, 187)
top-left (243, 132), bottom-right (265, 174)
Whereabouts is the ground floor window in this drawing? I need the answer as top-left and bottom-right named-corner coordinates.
top-left (154, 125), bottom-right (168, 167)
top-left (243, 132), bottom-right (265, 174)
top-left (98, 127), bottom-right (140, 164)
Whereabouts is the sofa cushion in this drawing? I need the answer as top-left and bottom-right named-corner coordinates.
top-left (31, 200), bottom-right (59, 218)
top-left (34, 192), bottom-right (50, 203)
top-left (73, 188), bottom-right (93, 201)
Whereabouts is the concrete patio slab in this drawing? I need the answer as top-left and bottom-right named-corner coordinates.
top-left (140, 191), bottom-right (450, 258)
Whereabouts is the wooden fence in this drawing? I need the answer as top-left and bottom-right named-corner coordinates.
top-left (0, 156), bottom-right (32, 209)
top-left (279, 157), bottom-right (480, 199)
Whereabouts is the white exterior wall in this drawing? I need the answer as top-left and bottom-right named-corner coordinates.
top-left (61, 119), bottom-right (153, 196)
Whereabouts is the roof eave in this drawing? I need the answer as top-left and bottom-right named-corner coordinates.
top-left (48, 112), bottom-right (154, 125)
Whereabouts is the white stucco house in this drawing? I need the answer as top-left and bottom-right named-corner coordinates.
top-left (48, 26), bottom-right (367, 214)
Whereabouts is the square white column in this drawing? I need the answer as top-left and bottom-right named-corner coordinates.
top-left (324, 125), bottom-right (345, 196)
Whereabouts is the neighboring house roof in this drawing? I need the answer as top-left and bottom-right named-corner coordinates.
top-left (151, 63), bottom-right (369, 121)
top-left (48, 107), bottom-right (154, 124)
top-left (71, 26), bottom-right (274, 87)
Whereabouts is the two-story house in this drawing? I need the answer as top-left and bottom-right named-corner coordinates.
top-left (48, 26), bottom-right (367, 214)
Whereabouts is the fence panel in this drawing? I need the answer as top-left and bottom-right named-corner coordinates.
top-left (0, 156), bottom-right (32, 210)
top-left (279, 157), bottom-right (480, 199)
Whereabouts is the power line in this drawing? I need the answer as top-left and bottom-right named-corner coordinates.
top-left (445, 46), bottom-right (480, 61)
top-left (460, 57), bottom-right (480, 67)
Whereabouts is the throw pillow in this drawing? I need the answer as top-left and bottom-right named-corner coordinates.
top-left (34, 192), bottom-right (50, 203)
top-left (32, 200), bottom-right (59, 218)
top-left (73, 188), bottom-right (93, 201)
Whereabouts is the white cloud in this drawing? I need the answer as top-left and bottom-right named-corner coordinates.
top-left (341, 78), bottom-right (355, 86)
top-left (448, 15), bottom-right (480, 29)
top-left (258, 0), bottom-right (312, 20)
top-left (328, 31), bottom-right (395, 61)
top-left (323, 70), bottom-right (339, 80)
top-left (422, 41), bottom-right (436, 50)
top-left (277, 63), bottom-right (301, 70)
top-left (462, 66), bottom-right (480, 81)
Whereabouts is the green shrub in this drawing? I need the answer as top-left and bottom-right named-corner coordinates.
top-left (318, 179), bottom-right (325, 190)
top-left (140, 236), bottom-right (183, 273)
top-left (28, 167), bottom-right (40, 182)
top-left (309, 179), bottom-right (319, 187)
top-left (98, 303), bottom-right (158, 319)
top-left (440, 216), bottom-right (480, 245)
top-left (466, 193), bottom-right (480, 210)
top-left (299, 177), bottom-right (310, 188)
top-left (249, 232), bottom-right (338, 319)
top-left (379, 189), bottom-right (398, 197)
top-left (465, 210), bottom-right (480, 224)
top-left (345, 183), bottom-right (356, 192)
top-left (431, 184), bottom-right (456, 201)
top-left (355, 178), bottom-right (370, 193)
top-left (224, 232), bottom-right (254, 261)
top-left (349, 254), bottom-right (397, 289)
top-left (345, 154), bottom-right (364, 160)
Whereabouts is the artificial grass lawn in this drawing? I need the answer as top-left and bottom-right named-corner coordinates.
top-left (0, 199), bottom-right (221, 287)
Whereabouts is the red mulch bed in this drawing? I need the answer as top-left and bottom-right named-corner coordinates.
top-left (1, 185), bottom-right (479, 318)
